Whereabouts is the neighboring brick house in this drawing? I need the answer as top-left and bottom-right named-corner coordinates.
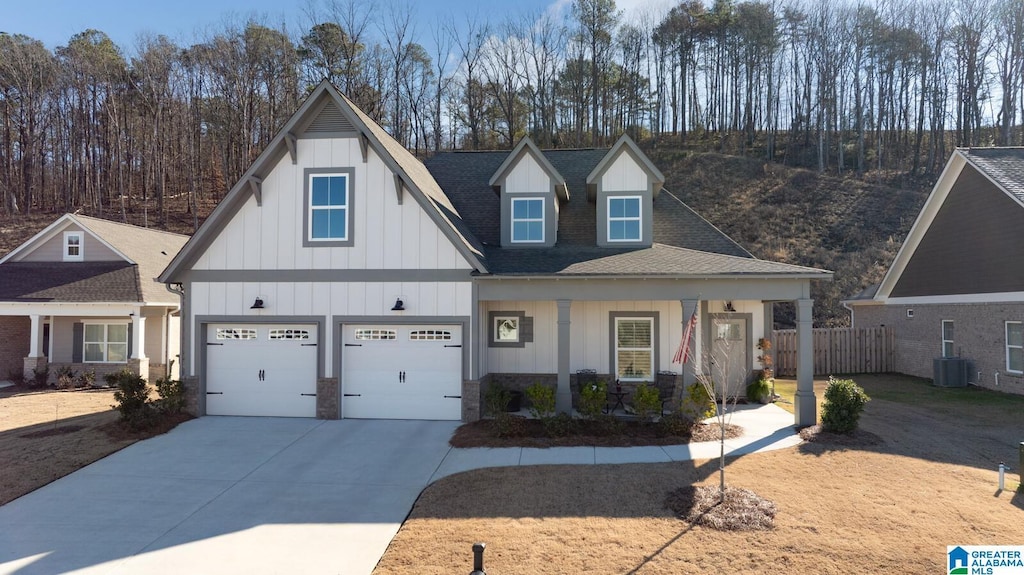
top-left (159, 80), bottom-right (832, 426)
top-left (0, 214), bottom-right (188, 384)
top-left (846, 148), bottom-right (1024, 395)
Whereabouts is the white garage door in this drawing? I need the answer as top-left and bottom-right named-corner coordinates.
top-left (342, 324), bottom-right (462, 420)
top-left (206, 324), bottom-right (318, 417)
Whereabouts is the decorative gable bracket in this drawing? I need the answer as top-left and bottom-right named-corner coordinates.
top-left (247, 176), bottom-right (263, 207)
top-left (359, 133), bottom-right (369, 163)
top-left (393, 174), bottom-right (405, 205)
top-left (284, 132), bottom-right (297, 164)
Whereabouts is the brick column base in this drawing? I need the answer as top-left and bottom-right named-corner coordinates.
top-left (182, 376), bottom-right (201, 416)
top-left (127, 358), bottom-right (150, 383)
top-left (316, 378), bottom-right (339, 419)
top-left (462, 380), bottom-right (481, 422)
top-left (23, 356), bottom-right (49, 385)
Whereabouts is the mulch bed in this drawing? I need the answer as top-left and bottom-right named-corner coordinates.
top-left (449, 417), bottom-right (743, 448)
top-left (665, 485), bottom-right (778, 531)
top-left (99, 412), bottom-right (194, 441)
top-left (798, 424), bottom-right (884, 448)
top-left (19, 425), bottom-right (87, 438)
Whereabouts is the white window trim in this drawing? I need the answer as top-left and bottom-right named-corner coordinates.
top-left (493, 316), bottom-right (520, 343)
top-left (607, 195), bottom-right (642, 242)
top-left (63, 231), bottom-right (84, 261)
top-left (308, 172), bottom-right (350, 242)
top-left (83, 323), bottom-right (129, 364)
top-left (615, 317), bottom-right (654, 381)
top-left (941, 320), bottom-right (954, 358)
top-left (510, 197), bottom-right (545, 243)
top-left (1006, 321), bottom-right (1023, 374)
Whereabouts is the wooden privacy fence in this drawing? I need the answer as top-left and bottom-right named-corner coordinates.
top-left (771, 327), bottom-right (894, 376)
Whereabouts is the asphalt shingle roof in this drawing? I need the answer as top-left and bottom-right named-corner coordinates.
top-left (424, 148), bottom-right (822, 277)
top-left (961, 147), bottom-right (1024, 202)
top-left (0, 261), bottom-right (141, 302)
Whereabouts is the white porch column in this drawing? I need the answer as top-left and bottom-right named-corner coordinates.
top-left (680, 299), bottom-right (700, 390)
top-left (28, 314), bottom-right (42, 357)
top-left (131, 313), bottom-right (147, 359)
top-left (794, 298), bottom-right (816, 427)
top-left (556, 299), bottom-right (572, 414)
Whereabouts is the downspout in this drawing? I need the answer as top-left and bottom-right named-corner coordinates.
top-left (165, 283), bottom-right (185, 379)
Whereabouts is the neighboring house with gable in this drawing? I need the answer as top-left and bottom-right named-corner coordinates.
top-left (158, 80), bottom-right (831, 425)
top-left (846, 148), bottom-right (1024, 395)
top-left (0, 214), bottom-right (188, 384)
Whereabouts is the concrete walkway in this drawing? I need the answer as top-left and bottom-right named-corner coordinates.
top-left (0, 403), bottom-right (799, 575)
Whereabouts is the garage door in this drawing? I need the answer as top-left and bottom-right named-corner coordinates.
top-left (206, 324), bottom-right (318, 417)
top-left (342, 324), bottom-right (462, 420)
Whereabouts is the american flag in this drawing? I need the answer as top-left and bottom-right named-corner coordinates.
top-left (673, 308), bottom-right (698, 364)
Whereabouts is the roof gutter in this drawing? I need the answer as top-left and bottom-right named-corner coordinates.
top-left (471, 272), bottom-right (833, 281)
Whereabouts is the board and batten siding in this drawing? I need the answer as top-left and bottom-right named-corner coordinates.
top-left (505, 152), bottom-right (550, 193)
top-left (191, 137), bottom-right (473, 272)
top-left (187, 280), bottom-right (472, 377)
top-left (18, 224), bottom-right (121, 263)
top-left (601, 149), bottom-right (648, 192)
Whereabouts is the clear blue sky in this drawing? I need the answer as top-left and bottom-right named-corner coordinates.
top-left (3, 0), bottom-right (671, 52)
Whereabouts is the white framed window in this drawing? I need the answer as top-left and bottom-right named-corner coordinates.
top-left (216, 328), bottom-right (257, 340)
top-left (1006, 321), bottom-right (1023, 374)
top-left (511, 198), bottom-right (544, 243)
top-left (269, 329), bottom-right (310, 340)
top-left (615, 317), bottom-right (653, 380)
top-left (941, 320), bottom-right (955, 358)
top-left (84, 323), bottom-right (128, 363)
top-left (309, 173), bottom-right (349, 241)
top-left (608, 196), bottom-right (641, 242)
top-left (493, 317), bottom-right (519, 343)
top-left (355, 329), bottom-right (396, 341)
top-left (63, 231), bottom-right (83, 261)
top-left (410, 330), bottom-right (453, 341)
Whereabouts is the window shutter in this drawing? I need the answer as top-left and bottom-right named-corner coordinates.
top-left (72, 323), bottom-right (84, 362)
top-left (127, 323), bottom-right (133, 359)
top-left (521, 317), bottom-right (534, 343)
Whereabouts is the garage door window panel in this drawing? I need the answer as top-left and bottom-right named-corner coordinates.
top-left (84, 324), bottom-right (128, 363)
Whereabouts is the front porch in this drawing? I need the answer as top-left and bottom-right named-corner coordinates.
top-left (469, 277), bottom-right (818, 427)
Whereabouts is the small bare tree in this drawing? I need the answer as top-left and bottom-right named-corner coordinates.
top-left (691, 327), bottom-right (742, 504)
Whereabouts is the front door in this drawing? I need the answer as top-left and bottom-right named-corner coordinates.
top-left (710, 317), bottom-right (748, 398)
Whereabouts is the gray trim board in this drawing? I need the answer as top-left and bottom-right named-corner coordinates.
top-left (181, 269), bottom-right (473, 283)
top-left (195, 315), bottom-right (327, 416)
top-left (608, 311), bottom-right (661, 381)
top-left (333, 315), bottom-right (472, 419)
top-left (477, 277), bottom-right (815, 302)
top-left (303, 167), bottom-right (356, 248)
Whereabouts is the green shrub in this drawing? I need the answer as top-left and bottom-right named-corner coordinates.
top-left (108, 369), bottom-right (155, 430)
top-left (155, 378), bottom-right (186, 414)
top-left (821, 376), bottom-right (870, 434)
top-left (76, 369), bottom-right (96, 389)
top-left (679, 381), bottom-right (716, 421)
top-left (746, 377), bottom-right (771, 403)
top-left (491, 413), bottom-right (527, 438)
top-left (578, 379), bottom-right (607, 420)
top-left (656, 411), bottom-right (696, 437)
top-left (483, 383), bottom-right (512, 417)
top-left (632, 383), bottom-right (662, 423)
top-left (526, 383), bottom-right (556, 419)
top-left (29, 365), bottom-right (49, 388)
top-left (584, 414), bottom-right (625, 436)
top-left (542, 412), bottom-right (577, 437)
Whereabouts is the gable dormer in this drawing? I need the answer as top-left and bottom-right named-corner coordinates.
top-left (587, 135), bottom-right (665, 248)
top-left (489, 137), bottom-right (568, 248)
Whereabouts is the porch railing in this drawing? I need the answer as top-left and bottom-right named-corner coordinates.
top-left (771, 327), bottom-right (894, 376)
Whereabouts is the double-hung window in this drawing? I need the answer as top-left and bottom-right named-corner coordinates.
top-left (615, 317), bottom-right (653, 380)
top-left (608, 196), bottom-right (641, 242)
top-left (1006, 321), bottom-right (1023, 374)
top-left (309, 173), bottom-right (349, 242)
top-left (941, 320), bottom-right (955, 357)
top-left (63, 231), bottom-right (83, 261)
top-left (511, 198), bottom-right (544, 243)
top-left (84, 324), bottom-right (128, 363)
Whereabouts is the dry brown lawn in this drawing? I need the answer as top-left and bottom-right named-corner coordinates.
top-left (0, 385), bottom-right (188, 506)
top-left (374, 375), bottom-right (1024, 575)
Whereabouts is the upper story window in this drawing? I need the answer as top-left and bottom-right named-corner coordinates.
top-left (941, 320), bottom-right (954, 357)
top-left (511, 198), bottom-right (544, 243)
top-left (608, 196), bottom-right (641, 242)
top-left (63, 231), bottom-right (83, 261)
top-left (309, 173), bottom-right (349, 241)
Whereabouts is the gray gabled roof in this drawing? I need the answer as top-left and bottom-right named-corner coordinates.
top-left (959, 147), bottom-right (1024, 204)
top-left (159, 80), bottom-right (486, 283)
top-left (0, 261), bottom-right (141, 302)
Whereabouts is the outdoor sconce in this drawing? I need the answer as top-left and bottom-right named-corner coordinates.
top-left (724, 301), bottom-right (736, 312)
top-left (391, 298), bottom-right (405, 311)
top-left (251, 297), bottom-right (265, 310)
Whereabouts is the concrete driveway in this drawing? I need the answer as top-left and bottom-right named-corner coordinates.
top-left (0, 417), bottom-right (460, 575)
